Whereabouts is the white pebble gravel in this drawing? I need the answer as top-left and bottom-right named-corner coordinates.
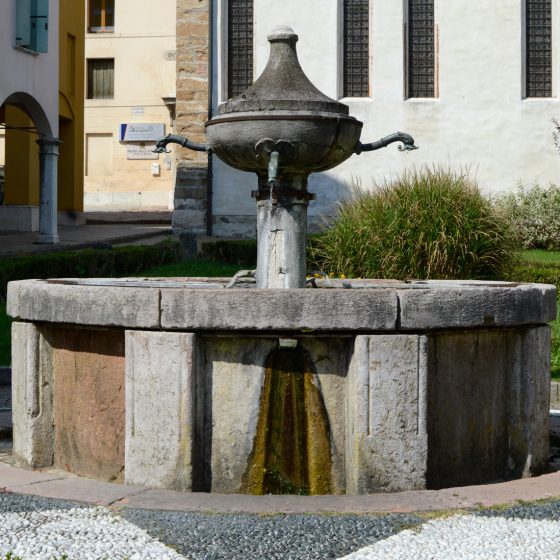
top-left (337, 514), bottom-right (560, 560)
top-left (0, 506), bottom-right (187, 560)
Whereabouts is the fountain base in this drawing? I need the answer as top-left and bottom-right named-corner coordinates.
top-left (7, 278), bottom-right (556, 494)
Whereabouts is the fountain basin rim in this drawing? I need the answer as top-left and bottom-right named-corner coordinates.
top-left (206, 112), bottom-right (363, 126)
top-left (6, 279), bottom-right (556, 333)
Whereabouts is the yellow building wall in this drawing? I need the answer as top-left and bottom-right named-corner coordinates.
top-left (58, 0), bottom-right (85, 211)
top-left (4, 106), bottom-right (40, 206)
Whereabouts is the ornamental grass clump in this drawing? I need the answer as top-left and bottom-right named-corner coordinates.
top-left (309, 168), bottom-right (516, 280)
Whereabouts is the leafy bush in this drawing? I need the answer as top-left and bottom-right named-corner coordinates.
top-left (497, 183), bottom-right (560, 250)
top-left (309, 168), bottom-right (516, 280)
top-left (0, 238), bottom-right (183, 303)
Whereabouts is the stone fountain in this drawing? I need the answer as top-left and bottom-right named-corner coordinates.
top-left (6, 27), bottom-right (556, 495)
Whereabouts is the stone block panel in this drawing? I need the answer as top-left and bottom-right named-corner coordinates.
top-left (7, 281), bottom-right (160, 329)
top-left (125, 331), bottom-right (196, 491)
top-left (347, 335), bottom-right (428, 494)
top-left (426, 330), bottom-right (511, 488)
top-left (52, 327), bottom-right (125, 482)
top-left (160, 288), bottom-right (399, 331)
top-left (399, 283), bottom-right (557, 329)
top-left (11, 322), bottom-right (54, 468)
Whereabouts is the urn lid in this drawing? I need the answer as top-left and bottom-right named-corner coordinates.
top-left (218, 26), bottom-right (350, 116)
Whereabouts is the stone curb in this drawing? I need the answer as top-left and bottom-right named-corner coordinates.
top-left (0, 461), bottom-right (559, 514)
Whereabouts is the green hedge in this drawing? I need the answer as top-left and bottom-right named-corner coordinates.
top-left (507, 261), bottom-right (560, 290)
top-left (199, 239), bottom-right (257, 266)
top-left (0, 238), bottom-right (183, 303)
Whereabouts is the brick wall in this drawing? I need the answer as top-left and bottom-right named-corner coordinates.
top-left (174, 0), bottom-right (209, 233)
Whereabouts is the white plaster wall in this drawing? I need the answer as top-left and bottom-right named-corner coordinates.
top-left (0, 0), bottom-right (59, 137)
top-left (84, 0), bottom-right (176, 211)
top-left (212, 0), bottom-right (560, 224)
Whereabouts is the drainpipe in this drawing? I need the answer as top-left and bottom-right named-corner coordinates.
top-left (206, 0), bottom-right (214, 237)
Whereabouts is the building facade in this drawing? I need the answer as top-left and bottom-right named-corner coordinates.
top-left (84, 0), bottom-right (177, 212)
top-left (174, 0), bottom-right (560, 237)
top-left (0, 0), bottom-right (83, 241)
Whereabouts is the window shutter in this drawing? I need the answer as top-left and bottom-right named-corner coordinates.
top-left (15, 0), bottom-right (32, 48)
top-left (32, 0), bottom-right (49, 53)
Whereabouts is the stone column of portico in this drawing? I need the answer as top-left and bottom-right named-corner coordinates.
top-left (36, 138), bottom-right (62, 244)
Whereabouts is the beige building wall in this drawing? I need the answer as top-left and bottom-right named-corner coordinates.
top-left (84, 0), bottom-right (176, 212)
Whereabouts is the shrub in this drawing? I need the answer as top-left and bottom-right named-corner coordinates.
top-left (0, 237), bottom-right (183, 303)
top-left (200, 239), bottom-right (257, 265)
top-left (496, 183), bottom-right (560, 250)
top-left (309, 168), bottom-right (516, 280)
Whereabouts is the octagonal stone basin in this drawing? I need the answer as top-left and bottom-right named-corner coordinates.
top-left (6, 278), bottom-right (556, 494)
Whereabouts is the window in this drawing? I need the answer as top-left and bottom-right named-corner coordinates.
top-left (406, 0), bottom-right (436, 98)
top-left (15, 0), bottom-right (49, 53)
top-left (87, 59), bottom-right (115, 99)
top-left (343, 0), bottom-right (370, 97)
top-left (227, 0), bottom-right (254, 98)
top-left (526, 0), bottom-right (552, 97)
top-left (89, 0), bottom-right (115, 33)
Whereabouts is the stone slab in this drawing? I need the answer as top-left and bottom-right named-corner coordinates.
top-left (11, 322), bottom-right (54, 469)
top-left (552, 381), bottom-right (560, 410)
top-left (427, 331), bottom-right (510, 488)
top-left (6, 476), bottom-right (145, 507)
top-left (52, 328), bottom-right (125, 483)
top-left (161, 288), bottom-right (399, 331)
top-left (125, 331), bottom-right (196, 491)
top-left (399, 283), bottom-right (557, 329)
top-left (7, 281), bottom-right (161, 329)
top-left (551, 411), bottom-right (560, 439)
top-left (201, 337), bottom-right (275, 493)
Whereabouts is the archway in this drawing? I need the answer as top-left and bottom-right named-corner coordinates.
top-left (1, 92), bottom-right (60, 243)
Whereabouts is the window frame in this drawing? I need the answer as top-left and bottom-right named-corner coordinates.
top-left (404, 0), bottom-right (438, 100)
top-left (87, 58), bottom-right (115, 100)
top-left (88, 0), bottom-right (115, 34)
top-left (523, 0), bottom-right (554, 98)
top-left (341, 0), bottom-right (371, 99)
top-left (226, 0), bottom-right (254, 99)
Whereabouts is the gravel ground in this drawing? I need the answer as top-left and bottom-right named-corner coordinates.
top-left (1, 491), bottom-right (560, 559)
top-left (121, 509), bottom-right (423, 560)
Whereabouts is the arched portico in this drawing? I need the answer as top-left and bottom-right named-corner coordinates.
top-left (1, 91), bottom-right (60, 243)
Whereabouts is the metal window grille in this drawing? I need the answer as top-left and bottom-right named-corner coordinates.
top-left (228, 0), bottom-right (254, 98)
top-left (87, 59), bottom-right (114, 99)
top-left (526, 0), bottom-right (552, 97)
top-left (407, 0), bottom-right (435, 98)
top-left (343, 0), bottom-right (369, 97)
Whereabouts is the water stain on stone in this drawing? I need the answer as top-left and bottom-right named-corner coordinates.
top-left (241, 342), bottom-right (332, 495)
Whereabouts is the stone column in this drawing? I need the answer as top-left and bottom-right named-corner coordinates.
top-left (255, 175), bottom-right (311, 289)
top-left (36, 138), bottom-right (62, 244)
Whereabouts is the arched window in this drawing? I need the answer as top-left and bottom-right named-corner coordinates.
top-left (406, 0), bottom-right (436, 98)
top-left (227, 0), bottom-right (254, 98)
top-left (525, 0), bottom-right (552, 97)
top-left (343, 0), bottom-right (370, 97)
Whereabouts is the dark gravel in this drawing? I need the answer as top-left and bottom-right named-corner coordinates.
top-left (121, 510), bottom-right (423, 560)
top-left (477, 499), bottom-right (560, 521)
top-left (0, 489), bottom-right (84, 514)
